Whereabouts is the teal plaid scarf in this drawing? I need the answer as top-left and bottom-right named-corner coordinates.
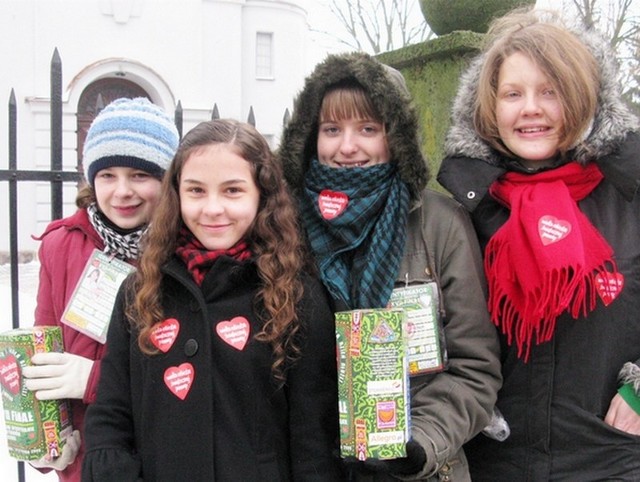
top-left (301, 158), bottom-right (410, 309)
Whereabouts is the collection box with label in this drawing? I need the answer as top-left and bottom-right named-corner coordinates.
top-left (389, 283), bottom-right (446, 376)
top-left (0, 326), bottom-right (73, 461)
top-left (336, 308), bottom-right (410, 461)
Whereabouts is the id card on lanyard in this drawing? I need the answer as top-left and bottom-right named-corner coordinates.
top-left (61, 249), bottom-right (135, 343)
top-left (389, 281), bottom-right (446, 375)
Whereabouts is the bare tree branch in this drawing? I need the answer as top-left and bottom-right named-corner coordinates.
top-left (565, 0), bottom-right (639, 107)
top-left (325, 0), bottom-right (430, 54)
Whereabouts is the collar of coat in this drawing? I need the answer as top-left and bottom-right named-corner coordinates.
top-left (438, 131), bottom-right (640, 212)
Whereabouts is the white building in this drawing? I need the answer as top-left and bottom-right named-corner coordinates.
top-left (0, 0), bottom-right (321, 255)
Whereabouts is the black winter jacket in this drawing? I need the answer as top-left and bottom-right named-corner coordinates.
top-left (437, 26), bottom-right (640, 481)
top-left (82, 256), bottom-right (342, 481)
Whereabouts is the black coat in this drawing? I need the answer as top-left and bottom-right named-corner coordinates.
top-left (438, 24), bottom-right (640, 480)
top-left (440, 134), bottom-right (640, 480)
top-left (82, 256), bottom-right (342, 481)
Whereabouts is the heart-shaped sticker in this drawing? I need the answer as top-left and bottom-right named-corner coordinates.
top-left (595, 272), bottom-right (625, 306)
top-left (318, 190), bottom-right (349, 220)
top-left (0, 354), bottom-right (21, 395)
top-left (216, 316), bottom-right (250, 350)
top-left (538, 215), bottom-right (572, 246)
top-left (151, 318), bottom-right (180, 353)
top-left (164, 363), bottom-right (194, 400)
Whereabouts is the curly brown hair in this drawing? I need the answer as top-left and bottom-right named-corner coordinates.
top-left (128, 119), bottom-right (305, 382)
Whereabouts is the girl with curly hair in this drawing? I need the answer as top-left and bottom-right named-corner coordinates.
top-left (82, 119), bottom-right (341, 481)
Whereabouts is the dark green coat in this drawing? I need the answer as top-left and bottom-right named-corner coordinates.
top-left (279, 52), bottom-right (501, 481)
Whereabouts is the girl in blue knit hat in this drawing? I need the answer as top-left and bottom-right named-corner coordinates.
top-left (21, 97), bottom-right (179, 482)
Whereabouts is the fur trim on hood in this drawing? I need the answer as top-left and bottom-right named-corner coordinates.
top-left (277, 52), bottom-right (429, 203)
top-left (444, 27), bottom-right (639, 166)
top-left (619, 362), bottom-right (640, 395)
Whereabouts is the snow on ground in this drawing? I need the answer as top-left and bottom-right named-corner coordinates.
top-left (0, 262), bottom-right (56, 481)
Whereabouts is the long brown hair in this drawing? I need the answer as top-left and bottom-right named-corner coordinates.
top-left (129, 119), bottom-right (305, 381)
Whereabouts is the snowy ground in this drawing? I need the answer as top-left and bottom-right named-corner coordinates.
top-left (0, 262), bottom-right (56, 481)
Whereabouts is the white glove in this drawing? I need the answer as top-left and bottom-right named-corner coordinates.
top-left (23, 352), bottom-right (94, 400)
top-left (29, 429), bottom-right (81, 471)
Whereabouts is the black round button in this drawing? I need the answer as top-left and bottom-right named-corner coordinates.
top-left (184, 339), bottom-right (198, 357)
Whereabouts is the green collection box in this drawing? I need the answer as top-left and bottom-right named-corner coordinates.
top-left (336, 308), bottom-right (410, 460)
top-left (0, 326), bottom-right (73, 461)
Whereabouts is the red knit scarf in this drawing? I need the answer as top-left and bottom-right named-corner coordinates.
top-left (485, 162), bottom-right (619, 360)
top-left (175, 228), bottom-right (252, 285)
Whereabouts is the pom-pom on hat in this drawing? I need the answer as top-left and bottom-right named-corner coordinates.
top-left (82, 97), bottom-right (179, 187)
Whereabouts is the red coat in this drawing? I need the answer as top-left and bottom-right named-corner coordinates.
top-left (33, 208), bottom-right (107, 482)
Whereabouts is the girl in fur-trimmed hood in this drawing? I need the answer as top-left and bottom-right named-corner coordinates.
top-left (437, 8), bottom-right (640, 481)
top-left (278, 51), bottom-right (501, 481)
top-left (279, 52), bottom-right (429, 205)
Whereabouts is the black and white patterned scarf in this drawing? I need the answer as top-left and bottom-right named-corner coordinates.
top-left (87, 203), bottom-right (146, 261)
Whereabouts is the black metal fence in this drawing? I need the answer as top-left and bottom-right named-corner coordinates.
top-left (0, 46), bottom-right (74, 482)
top-left (0, 47), bottom-right (290, 482)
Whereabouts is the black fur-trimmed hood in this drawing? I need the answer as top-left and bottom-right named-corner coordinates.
top-left (277, 52), bottom-right (428, 203)
top-left (444, 27), bottom-right (639, 166)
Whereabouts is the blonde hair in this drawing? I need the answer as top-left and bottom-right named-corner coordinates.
top-left (75, 183), bottom-right (95, 208)
top-left (474, 9), bottom-right (600, 158)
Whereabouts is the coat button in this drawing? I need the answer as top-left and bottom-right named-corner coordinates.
top-left (466, 191), bottom-right (476, 200)
top-left (184, 339), bottom-right (198, 357)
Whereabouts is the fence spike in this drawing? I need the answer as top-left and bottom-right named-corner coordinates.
top-left (50, 47), bottom-right (63, 220)
top-left (95, 93), bottom-right (105, 114)
top-left (283, 108), bottom-right (290, 127)
top-left (211, 103), bottom-right (219, 120)
top-left (9, 89), bottom-right (16, 170)
top-left (175, 100), bottom-right (183, 139)
top-left (247, 106), bottom-right (255, 127)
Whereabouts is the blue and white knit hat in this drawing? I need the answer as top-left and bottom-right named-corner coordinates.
top-left (82, 97), bottom-right (179, 187)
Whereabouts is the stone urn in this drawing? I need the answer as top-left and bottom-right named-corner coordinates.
top-left (419, 0), bottom-right (536, 36)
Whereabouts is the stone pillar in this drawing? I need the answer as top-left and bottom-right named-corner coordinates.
top-left (377, 0), bottom-right (535, 189)
top-left (377, 32), bottom-right (483, 190)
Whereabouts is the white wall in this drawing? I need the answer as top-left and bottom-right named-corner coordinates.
top-left (0, 0), bottom-right (311, 254)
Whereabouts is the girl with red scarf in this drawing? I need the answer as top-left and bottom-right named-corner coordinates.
top-left (81, 119), bottom-right (342, 481)
top-left (438, 8), bottom-right (640, 480)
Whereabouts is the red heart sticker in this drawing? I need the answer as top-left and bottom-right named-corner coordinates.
top-left (0, 354), bottom-right (21, 395)
top-left (216, 317), bottom-right (250, 350)
top-left (538, 215), bottom-right (572, 246)
top-left (318, 190), bottom-right (349, 220)
top-left (595, 272), bottom-right (624, 306)
top-left (164, 363), bottom-right (194, 400)
top-left (151, 318), bottom-right (180, 353)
